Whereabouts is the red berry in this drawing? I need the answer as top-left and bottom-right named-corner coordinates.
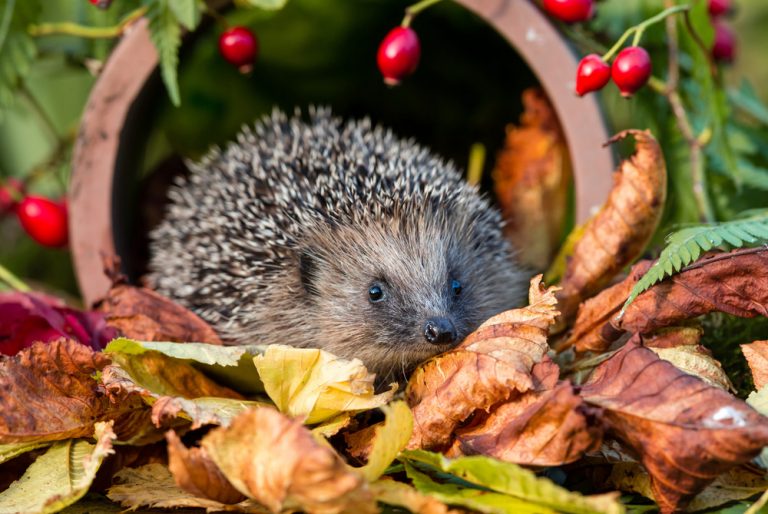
top-left (0, 178), bottom-right (24, 216)
top-left (16, 196), bottom-right (69, 248)
top-left (575, 54), bottom-right (610, 96)
top-left (611, 47), bottom-right (652, 98)
top-left (708, 0), bottom-right (732, 18)
top-left (88, 0), bottom-right (112, 9)
top-left (219, 27), bottom-right (259, 71)
top-left (377, 26), bottom-right (421, 86)
top-left (542, 0), bottom-right (594, 23)
top-left (712, 22), bottom-right (736, 63)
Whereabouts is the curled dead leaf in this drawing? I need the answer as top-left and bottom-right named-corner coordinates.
top-left (406, 276), bottom-right (558, 451)
top-left (0, 339), bottom-right (143, 444)
top-left (202, 407), bottom-right (376, 514)
top-left (581, 341), bottom-right (768, 513)
top-left (556, 130), bottom-right (666, 322)
top-left (618, 248), bottom-right (768, 335)
top-left (493, 88), bottom-right (571, 270)
top-left (742, 340), bottom-right (768, 390)
top-left (650, 343), bottom-right (734, 392)
top-left (166, 430), bottom-right (246, 504)
top-left (97, 283), bottom-right (222, 344)
top-left (452, 380), bottom-right (603, 466)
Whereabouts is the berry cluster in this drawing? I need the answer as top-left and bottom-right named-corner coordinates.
top-left (709, 0), bottom-right (736, 63)
top-left (571, 0), bottom-right (737, 99)
top-left (576, 48), bottom-right (651, 98)
top-left (0, 180), bottom-right (68, 248)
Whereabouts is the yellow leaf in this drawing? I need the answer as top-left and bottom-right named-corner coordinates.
top-left (358, 401), bottom-right (413, 482)
top-left (253, 345), bottom-right (395, 424)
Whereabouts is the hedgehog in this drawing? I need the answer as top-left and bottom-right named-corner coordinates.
top-left (148, 108), bottom-right (528, 382)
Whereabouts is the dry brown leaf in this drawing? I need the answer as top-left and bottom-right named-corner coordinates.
top-left (493, 88), bottom-right (571, 270)
top-left (618, 248), bottom-right (768, 335)
top-left (0, 339), bottom-right (144, 444)
top-left (560, 261), bottom-right (652, 353)
top-left (608, 463), bottom-right (768, 513)
top-left (166, 430), bottom-right (246, 504)
top-left (742, 340), bottom-right (768, 390)
top-left (581, 340), bottom-right (768, 513)
top-left (640, 326), bottom-right (702, 348)
top-left (556, 130), bottom-right (666, 322)
top-left (451, 380), bottom-right (603, 466)
top-left (565, 248), bottom-right (768, 354)
top-left (98, 283), bottom-right (222, 344)
top-left (108, 463), bottom-right (267, 513)
top-left (406, 276), bottom-right (558, 451)
top-left (202, 407), bottom-right (376, 514)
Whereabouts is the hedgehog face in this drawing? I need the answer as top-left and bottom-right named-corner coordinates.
top-left (295, 213), bottom-right (526, 382)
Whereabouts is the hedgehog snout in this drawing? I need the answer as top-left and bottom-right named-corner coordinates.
top-left (423, 317), bottom-right (457, 345)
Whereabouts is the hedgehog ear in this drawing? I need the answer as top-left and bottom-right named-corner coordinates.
top-left (299, 249), bottom-right (318, 297)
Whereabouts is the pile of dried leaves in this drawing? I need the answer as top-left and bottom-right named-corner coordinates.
top-left (2, 92), bottom-right (768, 514)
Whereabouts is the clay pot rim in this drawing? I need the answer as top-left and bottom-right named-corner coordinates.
top-left (69, 0), bottom-right (613, 306)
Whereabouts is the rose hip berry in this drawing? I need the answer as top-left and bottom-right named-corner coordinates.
top-left (88, 0), bottom-right (112, 9)
top-left (377, 26), bottom-right (421, 86)
top-left (712, 22), bottom-right (736, 63)
top-left (542, 0), bottom-right (594, 23)
top-left (708, 0), bottom-right (732, 18)
top-left (16, 196), bottom-right (69, 248)
top-left (575, 54), bottom-right (611, 96)
top-left (0, 178), bottom-right (24, 216)
top-left (611, 47), bottom-right (652, 98)
top-left (219, 27), bottom-right (259, 71)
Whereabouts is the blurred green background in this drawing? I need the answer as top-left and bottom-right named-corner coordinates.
top-left (0, 0), bottom-right (766, 301)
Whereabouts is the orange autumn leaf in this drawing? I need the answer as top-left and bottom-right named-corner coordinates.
top-left (556, 130), bottom-right (666, 322)
top-left (0, 339), bottom-right (144, 444)
top-left (493, 88), bottom-right (571, 269)
top-left (166, 430), bottom-right (246, 505)
top-left (98, 283), bottom-right (222, 344)
top-left (451, 380), bottom-right (603, 466)
top-left (201, 407), bottom-right (376, 514)
top-left (406, 276), bottom-right (558, 451)
top-left (581, 341), bottom-right (768, 513)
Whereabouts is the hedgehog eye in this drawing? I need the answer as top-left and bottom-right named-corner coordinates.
top-left (451, 279), bottom-right (462, 296)
top-left (368, 284), bottom-right (385, 303)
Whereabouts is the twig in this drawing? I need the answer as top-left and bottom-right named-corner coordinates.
top-left (659, 0), bottom-right (715, 222)
top-left (0, 262), bottom-right (30, 292)
top-left (29, 6), bottom-right (147, 39)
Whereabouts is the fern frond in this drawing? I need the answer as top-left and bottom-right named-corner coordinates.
top-left (146, 0), bottom-right (182, 106)
top-left (620, 212), bottom-right (768, 315)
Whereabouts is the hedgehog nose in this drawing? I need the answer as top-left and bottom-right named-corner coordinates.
top-left (423, 317), bottom-right (457, 345)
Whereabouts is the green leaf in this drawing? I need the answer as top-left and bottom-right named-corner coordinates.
top-left (146, 0), bottom-right (182, 106)
top-left (729, 80), bottom-right (768, 127)
top-left (0, 423), bottom-right (115, 514)
top-left (0, 441), bottom-right (50, 465)
top-left (105, 338), bottom-right (266, 394)
top-left (401, 450), bottom-right (624, 514)
top-left (234, 0), bottom-right (289, 10)
top-left (358, 401), bottom-right (413, 482)
top-left (621, 212), bottom-right (768, 313)
top-left (403, 461), bottom-right (551, 514)
top-left (168, 0), bottom-right (202, 30)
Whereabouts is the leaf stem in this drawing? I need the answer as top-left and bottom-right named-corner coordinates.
top-left (29, 6), bottom-right (147, 39)
top-left (601, 4), bottom-right (690, 61)
top-left (402, 0), bottom-right (443, 27)
top-left (0, 263), bottom-right (30, 292)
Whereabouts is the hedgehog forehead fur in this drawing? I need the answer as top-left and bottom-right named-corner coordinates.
top-left (149, 107), bottom-right (528, 382)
